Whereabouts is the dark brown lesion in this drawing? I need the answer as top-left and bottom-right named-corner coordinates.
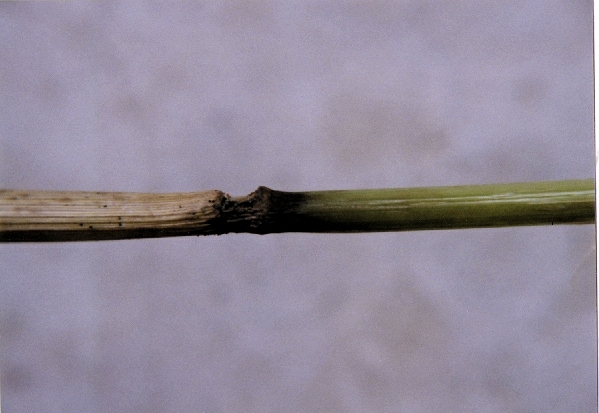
top-left (219, 186), bottom-right (309, 234)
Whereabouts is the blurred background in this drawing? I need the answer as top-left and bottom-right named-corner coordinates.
top-left (0, 1), bottom-right (595, 411)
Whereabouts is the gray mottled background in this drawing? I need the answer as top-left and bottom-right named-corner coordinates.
top-left (0, 1), bottom-right (595, 412)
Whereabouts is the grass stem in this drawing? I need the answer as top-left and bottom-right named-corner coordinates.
top-left (0, 179), bottom-right (594, 242)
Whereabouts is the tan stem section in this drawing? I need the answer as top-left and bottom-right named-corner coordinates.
top-left (0, 189), bottom-right (229, 242)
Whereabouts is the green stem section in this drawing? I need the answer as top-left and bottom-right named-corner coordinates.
top-left (0, 180), bottom-right (594, 242)
top-left (257, 179), bottom-right (595, 233)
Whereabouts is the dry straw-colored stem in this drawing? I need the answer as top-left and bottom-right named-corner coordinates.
top-left (0, 179), bottom-right (594, 242)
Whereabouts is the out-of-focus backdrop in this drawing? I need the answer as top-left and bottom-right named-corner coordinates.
top-left (0, 2), bottom-right (595, 412)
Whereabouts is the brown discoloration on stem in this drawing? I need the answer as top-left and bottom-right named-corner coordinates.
top-left (0, 186), bottom-right (308, 241)
top-left (0, 180), bottom-right (595, 242)
top-left (0, 189), bottom-right (230, 242)
top-left (222, 186), bottom-right (308, 234)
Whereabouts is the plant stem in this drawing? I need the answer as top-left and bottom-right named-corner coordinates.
top-left (0, 190), bottom-right (228, 242)
top-left (0, 179), bottom-right (594, 242)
